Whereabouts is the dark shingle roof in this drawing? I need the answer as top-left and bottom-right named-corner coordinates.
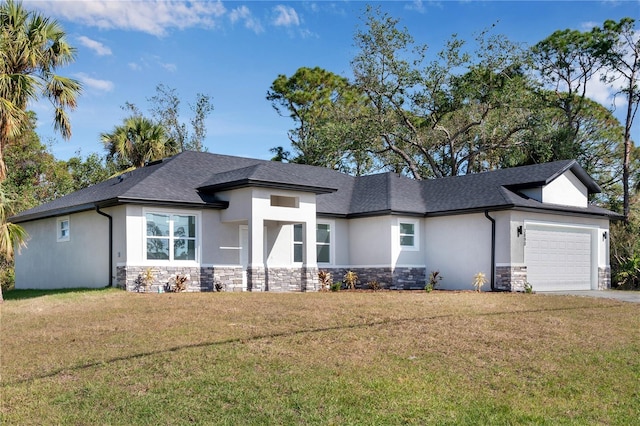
top-left (10, 152), bottom-right (620, 223)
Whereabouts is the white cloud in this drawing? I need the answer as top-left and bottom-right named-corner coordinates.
top-left (77, 35), bottom-right (112, 56)
top-left (406, 0), bottom-right (442, 12)
top-left (161, 62), bottom-right (177, 73)
top-left (406, 0), bottom-right (426, 13)
top-left (34, 0), bottom-right (226, 37)
top-left (74, 72), bottom-right (114, 92)
top-left (272, 5), bottom-right (299, 27)
top-left (581, 21), bottom-right (599, 30)
top-left (229, 5), bottom-right (264, 34)
top-left (128, 62), bottom-right (141, 71)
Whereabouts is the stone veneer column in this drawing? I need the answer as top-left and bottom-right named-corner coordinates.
top-left (301, 266), bottom-right (319, 292)
top-left (598, 266), bottom-right (611, 290)
top-left (247, 266), bottom-right (265, 292)
top-left (495, 265), bottom-right (527, 292)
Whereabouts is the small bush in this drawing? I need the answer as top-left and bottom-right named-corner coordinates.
top-left (215, 282), bottom-right (223, 292)
top-left (368, 280), bottom-right (381, 291)
top-left (318, 270), bottom-right (333, 292)
top-left (614, 253), bottom-right (640, 290)
top-left (472, 272), bottom-right (487, 292)
top-left (343, 270), bottom-right (359, 290)
top-left (524, 282), bottom-right (533, 294)
top-left (172, 274), bottom-right (189, 292)
top-left (330, 281), bottom-right (342, 292)
top-left (0, 263), bottom-right (15, 293)
top-left (136, 268), bottom-right (155, 292)
top-left (426, 270), bottom-right (442, 292)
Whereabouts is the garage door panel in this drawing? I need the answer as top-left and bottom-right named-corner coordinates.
top-left (525, 227), bottom-right (592, 291)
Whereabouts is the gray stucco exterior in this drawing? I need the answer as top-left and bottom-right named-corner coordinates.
top-left (12, 152), bottom-right (618, 293)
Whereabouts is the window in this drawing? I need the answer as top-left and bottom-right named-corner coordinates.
top-left (146, 212), bottom-right (197, 261)
top-left (293, 224), bottom-right (303, 263)
top-left (57, 217), bottom-right (70, 242)
top-left (399, 222), bottom-right (415, 247)
top-left (316, 223), bottom-right (331, 263)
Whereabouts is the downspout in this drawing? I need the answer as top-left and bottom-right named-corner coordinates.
top-left (484, 210), bottom-right (496, 291)
top-left (96, 206), bottom-right (113, 287)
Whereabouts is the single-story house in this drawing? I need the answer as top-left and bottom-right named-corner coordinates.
top-left (11, 151), bottom-right (620, 292)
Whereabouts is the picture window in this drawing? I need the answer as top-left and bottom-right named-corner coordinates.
top-left (146, 212), bottom-right (197, 261)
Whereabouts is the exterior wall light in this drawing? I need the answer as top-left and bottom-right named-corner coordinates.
top-left (603, 231), bottom-right (608, 240)
top-left (517, 225), bottom-right (523, 237)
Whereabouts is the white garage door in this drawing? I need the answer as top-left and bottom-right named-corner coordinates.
top-left (525, 225), bottom-right (593, 291)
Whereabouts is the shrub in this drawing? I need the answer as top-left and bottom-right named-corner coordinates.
top-left (425, 270), bottom-right (442, 292)
top-left (367, 280), bottom-right (381, 291)
top-left (330, 281), bottom-right (342, 292)
top-left (472, 272), bottom-right (487, 292)
top-left (318, 270), bottom-right (332, 292)
top-left (614, 253), bottom-right (640, 290)
top-left (343, 270), bottom-right (359, 290)
top-left (610, 196), bottom-right (640, 289)
top-left (137, 268), bottom-right (155, 292)
top-left (0, 259), bottom-right (15, 292)
top-left (172, 274), bottom-right (189, 292)
top-left (524, 282), bottom-right (533, 294)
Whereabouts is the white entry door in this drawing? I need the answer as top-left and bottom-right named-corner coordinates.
top-left (525, 224), bottom-right (594, 291)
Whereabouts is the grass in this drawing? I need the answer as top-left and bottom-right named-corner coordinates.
top-left (1, 289), bottom-right (639, 425)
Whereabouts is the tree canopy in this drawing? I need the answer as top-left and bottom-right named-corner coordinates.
top-left (0, 0), bottom-right (81, 181)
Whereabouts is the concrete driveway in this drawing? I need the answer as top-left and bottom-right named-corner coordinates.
top-left (541, 290), bottom-right (640, 303)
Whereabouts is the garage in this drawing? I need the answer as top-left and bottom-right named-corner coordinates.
top-left (525, 224), bottom-right (594, 291)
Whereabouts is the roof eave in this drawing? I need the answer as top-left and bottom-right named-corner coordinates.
top-left (199, 179), bottom-right (337, 195)
top-left (115, 197), bottom-right (230, 209)
top-left (9, 201), bottom-right (117, 224)
top-left (10, 197), bottom-right (230, 224)
top-left (511, 205), bottom-right (623, 220)
top-left (424, 204), bottom-right (515, 217)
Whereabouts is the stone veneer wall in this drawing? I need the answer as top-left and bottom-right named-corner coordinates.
top-left (495, 265), bottom-right (527, 292)
top-left (265, 267), bottom-right (319, 292)
top-left (116, 264), bottom-right (611, 293)
top-left (117, 265), bottom-right (211, 292)
top-left (213, 266), bottom-right (244, 292)
top-left (117, 265), bottom-right (320, 292)
top-left (117, 265), bottom-right (246, 292)
top-left (598, 266), bottom-right (611, 290)
top-left (321, 267), bottom-right (426, 290)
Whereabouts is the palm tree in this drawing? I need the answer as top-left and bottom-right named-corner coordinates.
top-left (101, 116), bottom-right (179, 172)
top-left (0, 184), bottom-right (27, 302)
top-left (0, 0), bottom-right (82, 182)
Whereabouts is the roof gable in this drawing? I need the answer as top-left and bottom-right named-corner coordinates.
top-left (199, 162), bottom-right (337, 194)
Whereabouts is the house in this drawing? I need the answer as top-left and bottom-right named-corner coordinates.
top-left (11, 151), bottom-right (620, 293)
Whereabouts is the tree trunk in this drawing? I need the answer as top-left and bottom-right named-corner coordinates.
top-left (622, 77), bottom-right (634, 222)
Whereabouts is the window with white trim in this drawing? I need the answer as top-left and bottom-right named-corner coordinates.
top-left (146, 212), bottom-right (197, 261)
top-left (316, 223), bottom-right (331, 263)
top-left (57, 217), bottom-right (70, 242)
top-left (293, 223), bottom-right (304, 263)
top-left (399, 221), bottom-right (417, 249)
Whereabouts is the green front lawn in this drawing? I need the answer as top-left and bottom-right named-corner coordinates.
top-left (1, 290), bottom-right (638, 424)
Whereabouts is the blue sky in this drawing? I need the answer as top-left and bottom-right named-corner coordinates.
top-left (26, 0), bottom-right (639, 162)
